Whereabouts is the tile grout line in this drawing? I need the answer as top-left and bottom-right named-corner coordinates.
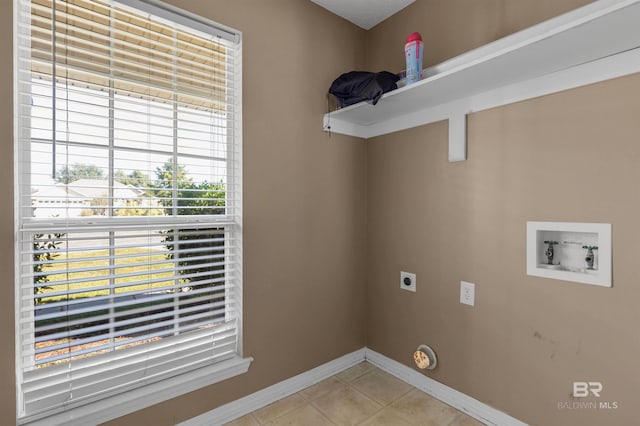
top-left (306, 368), bottom-right (381, 425)
top-left (326, 368), bottom-right (397, 426)
top-left (269, 398), bottom-right (338, 426)
top-left (251, 393), bottom-right (306, 425)
top-left (347, 368), bottom-right (417, 426)
top-left (304, 399), bottom-right (339, 426)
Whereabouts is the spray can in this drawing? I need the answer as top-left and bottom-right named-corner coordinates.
top-left (404, 32), bottom-right (423, 85)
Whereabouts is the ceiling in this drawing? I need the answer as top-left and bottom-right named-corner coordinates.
top-left (310, 0), bottom-right (416, 30)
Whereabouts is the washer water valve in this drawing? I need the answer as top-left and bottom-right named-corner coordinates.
top-left (544, 240), bottom-right (559, 265)
top-left (413, 345), bottom-right (437, 370)
top-left (582, 245), bottom-right (598, 270)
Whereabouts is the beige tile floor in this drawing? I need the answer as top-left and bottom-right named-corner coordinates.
top-left (225, 362), bottom-right (483, 426)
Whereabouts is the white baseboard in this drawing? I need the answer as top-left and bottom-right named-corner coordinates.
top-left (364, 348), bottom-right (527, 426)
top-left (179, 347), bottom-right (527, 426)
top-left (178, 348), bottom-right (366, 426)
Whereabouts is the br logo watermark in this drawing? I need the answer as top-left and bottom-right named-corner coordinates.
top-left (573, 381), bottom-right (602, 398)
top-left (557, 382), bottom-right (618, 410)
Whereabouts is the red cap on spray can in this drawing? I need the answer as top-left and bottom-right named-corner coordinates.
top-left (406, 32), bottom-right (422, 43)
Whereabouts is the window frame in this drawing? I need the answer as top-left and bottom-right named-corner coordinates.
top-left (14, 0), bottom-right (249, 424)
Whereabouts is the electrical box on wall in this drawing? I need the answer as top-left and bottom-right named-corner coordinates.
top-left (526, 221), bottom-right (612, 287)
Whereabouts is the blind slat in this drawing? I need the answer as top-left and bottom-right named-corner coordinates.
top-left (24, 324), bottom-right (237, 383)
top-left (27, 0), bottom-right (232, 95)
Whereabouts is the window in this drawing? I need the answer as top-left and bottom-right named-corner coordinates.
top-left (15, 0), bottom-right (244, 422)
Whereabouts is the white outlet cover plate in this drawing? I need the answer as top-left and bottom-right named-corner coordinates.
top-left (460, 281), bottom-right (475, 306)
top-left (400, 271), bottom-right (416, 292)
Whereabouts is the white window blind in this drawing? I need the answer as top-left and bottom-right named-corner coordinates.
top-left (15, 0), bottom-right (242, 421)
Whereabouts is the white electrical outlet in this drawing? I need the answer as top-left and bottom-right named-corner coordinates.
top-left (460, 281), bottom-right (475, 306)
top-left (400, 271), bottom-right (416, 292)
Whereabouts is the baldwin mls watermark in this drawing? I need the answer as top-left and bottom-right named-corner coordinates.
top-left (557, 382), bottom-right (619, 410)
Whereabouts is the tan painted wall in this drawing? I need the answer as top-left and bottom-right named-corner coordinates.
top-left (0, 1), bottom-right (367, 424)
top-left (4, 0), bottom-right (638, 425)
top-left (0, 0), bottom-right (16, 424)
top-left (365, 1), bottom-right (640, 425)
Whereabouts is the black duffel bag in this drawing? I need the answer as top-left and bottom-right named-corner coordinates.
top-left (328, 71), bottom-right (399, 108)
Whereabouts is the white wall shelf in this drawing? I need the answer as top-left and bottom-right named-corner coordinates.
top-left (323, 0), bottom-right (640, 162)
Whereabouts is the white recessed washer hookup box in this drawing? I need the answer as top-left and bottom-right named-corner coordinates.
top-left (526, 221), bottom-right (612, 287)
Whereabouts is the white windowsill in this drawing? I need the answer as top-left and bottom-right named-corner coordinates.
top-left (21, 356), bottom-right (253, 426)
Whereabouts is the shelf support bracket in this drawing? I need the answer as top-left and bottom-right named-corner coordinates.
top-left (448, 113), bottom-right (467, 162)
